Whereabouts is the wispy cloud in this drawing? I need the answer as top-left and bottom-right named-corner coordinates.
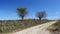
top-left (55, 11), bottom-right (59, 14)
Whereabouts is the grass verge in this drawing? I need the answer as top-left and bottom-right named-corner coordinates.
top-left (47, 20), bottom-right (60, 32)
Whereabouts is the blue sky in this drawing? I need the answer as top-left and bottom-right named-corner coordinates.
top-left (0, 0), bottom-right (60, 20)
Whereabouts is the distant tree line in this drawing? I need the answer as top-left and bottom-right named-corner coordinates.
top-left (17, 7), bottom-right (47, 20)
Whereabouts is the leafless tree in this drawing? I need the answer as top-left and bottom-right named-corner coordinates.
top-left (36, 11), bottom-right (46, 20)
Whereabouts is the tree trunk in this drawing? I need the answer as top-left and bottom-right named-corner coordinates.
top-left (22, 17), bottom-right (23, 20)
top-left (39, 17), bottom-right (41, 21)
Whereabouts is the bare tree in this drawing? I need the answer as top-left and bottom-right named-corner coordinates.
top-left (36, 11), bottom-right (46, 20)
top-left (17, 8), bottom-right (27, 20)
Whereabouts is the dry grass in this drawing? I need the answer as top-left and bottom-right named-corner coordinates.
top-left (47, 20), bottom-right (60, 32)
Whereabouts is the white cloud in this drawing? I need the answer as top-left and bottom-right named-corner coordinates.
top-left (55, 12), bottom-right (59, 14)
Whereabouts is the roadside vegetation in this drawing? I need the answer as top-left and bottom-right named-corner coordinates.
top-left (47, 20), bottom-right (60, 32)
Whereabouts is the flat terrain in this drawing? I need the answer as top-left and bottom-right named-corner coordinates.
top-left (10, 21), bottom-right (57, 34)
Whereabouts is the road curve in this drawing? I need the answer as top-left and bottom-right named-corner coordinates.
top-left (11, 21), bottom-right (57, 34)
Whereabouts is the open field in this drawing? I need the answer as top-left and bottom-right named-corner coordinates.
top-left (0, 19), bottom-right (53, 34)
